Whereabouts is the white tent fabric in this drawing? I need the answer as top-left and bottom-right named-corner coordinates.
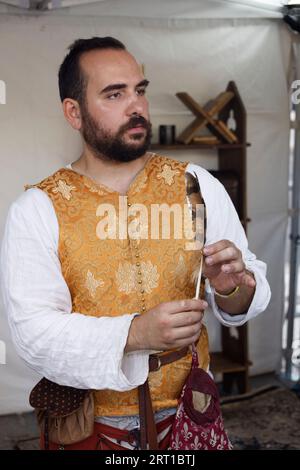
top-left (0, 0), bottom-right (284, 17)
top-left (0, 0), bottom-right (283, 13)
top-left (0, 0), bottom-right (292, 414)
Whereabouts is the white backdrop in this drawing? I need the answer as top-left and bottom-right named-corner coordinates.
top-left (0, 0), bottom-right (292, 414)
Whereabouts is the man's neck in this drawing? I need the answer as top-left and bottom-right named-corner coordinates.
top-left (71, 147), bottom-right (151, 194)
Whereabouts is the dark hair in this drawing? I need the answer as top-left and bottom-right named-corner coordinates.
top-left (58, 36), bottom-right (126, 105)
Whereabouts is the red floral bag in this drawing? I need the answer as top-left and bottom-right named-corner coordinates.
top-left (168, 345), bottom-right (232, 450)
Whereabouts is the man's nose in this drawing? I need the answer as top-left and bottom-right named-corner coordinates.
top-left (126, 94), bottom-right (145, 116)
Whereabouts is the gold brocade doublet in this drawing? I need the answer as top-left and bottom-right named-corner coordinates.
top-left (26, 153), bottom-right (210, 416)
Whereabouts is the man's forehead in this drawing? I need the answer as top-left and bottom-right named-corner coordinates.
top-left (80, 49), bottom-right (143, 86)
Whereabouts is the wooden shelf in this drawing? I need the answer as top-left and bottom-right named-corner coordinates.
top-left (150, 143), bottom-right (251, 151)
top-left (210, 352), bottom-right (251, 374)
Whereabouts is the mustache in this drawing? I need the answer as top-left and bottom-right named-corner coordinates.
top-left (121, 116), bottom-right (150, 132)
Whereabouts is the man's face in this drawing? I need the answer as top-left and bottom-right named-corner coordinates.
top-left (79, 48), bottom-right (152, 162)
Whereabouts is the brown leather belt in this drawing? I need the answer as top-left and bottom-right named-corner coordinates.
top-left (149, 347), bottom-right (189, 372)
top-left (138, 346), bottom-right (189, 450)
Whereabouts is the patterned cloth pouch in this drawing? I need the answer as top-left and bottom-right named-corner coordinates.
top-left (168, 346), bottom-right (232, 450)
top-left (29, 377), bottom-right (94, 447)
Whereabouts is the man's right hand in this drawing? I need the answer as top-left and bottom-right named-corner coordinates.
top-left (124, 298), bottom-right (207, 353)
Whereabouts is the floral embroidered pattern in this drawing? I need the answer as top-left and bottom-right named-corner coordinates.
top-left (174, 254), bottom-right (188, 278)
top-left (131, 173), bottom-right (148, 195)
top-left (141, 260), bottom-right (159, 293)
top-left (148, 368), bottom-right (163, 388)
top-left (115, 260), bottom-right (159, 294)
top-left (85, 270), bottom-right (104, 298)
top-left (84, 182), bottom-right (115, 196)
top-left (157, 164), bottom-right (180, 186)
top-left (52, 180), bottom-right (76, 200)
top-left (115, 262), bottom-right (136, 294)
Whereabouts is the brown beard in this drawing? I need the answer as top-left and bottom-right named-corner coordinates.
top-left (80, 103), bottom-right (152, 163)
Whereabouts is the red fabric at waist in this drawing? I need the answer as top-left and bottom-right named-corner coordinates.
top-left (40, 413), bottom-right (175, 450)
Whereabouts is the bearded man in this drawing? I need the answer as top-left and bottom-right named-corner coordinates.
top-left (1, 37), bottom-right (270, 450)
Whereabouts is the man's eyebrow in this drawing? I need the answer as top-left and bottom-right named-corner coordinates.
top-left (100, 79), bottom-right (150, 95)
top-left (136, 79), bottom-right (150, 88)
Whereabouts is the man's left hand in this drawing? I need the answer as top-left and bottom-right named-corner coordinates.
top-left (203, 240), bottom-right (256, 295)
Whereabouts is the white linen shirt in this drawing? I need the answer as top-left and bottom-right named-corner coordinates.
top-left (0, 162), bottom-right (271, 392)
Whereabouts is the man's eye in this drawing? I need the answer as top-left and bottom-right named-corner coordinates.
top-left (107, 92), bottom-right (121, 100)
top-left (136, 88), bottom-right (146, 96)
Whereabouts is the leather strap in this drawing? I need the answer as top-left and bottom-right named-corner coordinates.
top-left (138, 380), bottom-right (158, 450)
top-left (138, 346), bottom-right (189, 450)
top-left (149, 347), bottom-right (189, 372)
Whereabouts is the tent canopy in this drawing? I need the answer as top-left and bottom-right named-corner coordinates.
top-left (0, 0), bottom-right (284, 18)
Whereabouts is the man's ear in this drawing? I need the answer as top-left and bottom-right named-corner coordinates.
top-left (62, 98), bottom-right (82, 130)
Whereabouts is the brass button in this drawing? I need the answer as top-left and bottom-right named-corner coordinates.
top-left (127, 202), bottom-right (131, 207)
top-left (135, 254), bottom-right (140, 258)
top-left (142, 306), bottom-right (146, 311)
top-left (136, 262), bottom-right (140, 267)
top-left (138, 280), bottom-right (142, 284)
top-left (141, 297), bottom-right (145, 302)
top-left (140, 289), bottom-right (144, 294)
top-left (138, 271), bottom-right (142, 275)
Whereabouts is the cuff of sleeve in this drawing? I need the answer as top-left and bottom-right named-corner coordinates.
top-left (121, 351), bottom-right (149, 387)
top-left (117, 313), bottom-right (149, 390)
top-left (207, 286), bottom-right (248, 326)
top-left (205, 266), bottom-right (269, 327)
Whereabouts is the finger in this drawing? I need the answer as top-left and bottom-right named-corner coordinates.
top-left (163, 298), bottom-right (208, 314)
top-left (171, 310), bottom-right (205, 328)
top-left (221, 259), bottom-right (245, 274)
top-left (171, 323), bottom-right (202, 341)
top-left (241, 272), bottom-right (256, 288)
top-left (174, 331), bottom-right (202, 349)
top-left (203, 240), bottom-right (233, 256)
top-left (224, 270), bottom-right (256, 288)
top-left (205, 246), bottom-right (240, 267)
top-left (230, 269), bottom-right (256, 288)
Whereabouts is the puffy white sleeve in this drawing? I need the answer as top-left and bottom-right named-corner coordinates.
top-left (0, 188), bottom-right (149, 390)
top-left (187, 163), bottom-right (271, 326)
